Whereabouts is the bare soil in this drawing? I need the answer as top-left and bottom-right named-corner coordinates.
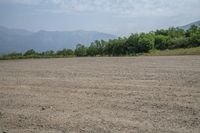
top-left (0, 56), bottom-right (200, 133)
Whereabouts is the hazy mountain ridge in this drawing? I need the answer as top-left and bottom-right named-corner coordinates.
top-left (179, 20), bottom-right (200, 30)
top-left (0, 26), bottom-right (116, 54)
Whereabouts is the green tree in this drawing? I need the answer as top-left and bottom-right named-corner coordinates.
top-left (137, 33), bottom-right (155, 53)
top-left (42, 50), bottom-right (54, 57)
top-left (168, 37), bottom-right (189, 49)
top-left (56, 48), bottom-right (74, 56)
top-left (186, 25), bottom-right (200, 47)
top-left (3, 52), bottom-right (23, 59)
top-left (167, 27), bottom-right (185, 38)
top-left (154, 35), bottom-right (169, 50)
top-left (125, 33), bottom-right (140, 55)
top-left (74, 44), bottom-right (87, 56)
top-left (155, 29), bottom-right (168, 36)
top-left (87, 42), bottom-right (98, 56)
top-left (24, 49), bottom-right (37, 56)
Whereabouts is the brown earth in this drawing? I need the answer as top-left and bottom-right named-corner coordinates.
top-left (0, 56), bottom-right (200, 133)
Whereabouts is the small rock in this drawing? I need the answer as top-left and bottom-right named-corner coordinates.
top-left (41, 107), bottom-right (46, 110)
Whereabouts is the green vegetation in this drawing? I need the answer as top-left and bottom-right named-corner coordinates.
top-left (145, 47), bottom-right (200, 56)
top-left (74, 44), bottom-right (87, 56)
top-left (0, 25), bottom-right (200, 60)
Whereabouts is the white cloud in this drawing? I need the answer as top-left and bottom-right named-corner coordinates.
top-left (45, 0), bottom-right (200, 17)
top-left (0, 0), bottom-right (200, 17)
top-left (0, 0), bottom-right (41, 5)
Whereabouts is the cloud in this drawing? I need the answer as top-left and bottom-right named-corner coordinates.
top-left (0, 0), bottom-right (41, 5)
top-left (1, 0), bottom-right (200, 17)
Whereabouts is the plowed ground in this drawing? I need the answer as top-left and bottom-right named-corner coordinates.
top-left (0, 56), bottom-right (200, 133)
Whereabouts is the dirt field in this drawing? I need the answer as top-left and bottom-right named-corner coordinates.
top-left (0, 56), bottom-right (200, 133)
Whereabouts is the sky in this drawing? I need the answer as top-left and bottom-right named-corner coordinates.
top-left (0, 0), bottom-right (200, 36)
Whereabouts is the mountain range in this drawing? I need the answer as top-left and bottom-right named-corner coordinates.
top-left (0, 26), bottom-right (116, 54)
top-left (179, 20), bottom-right (200, 30)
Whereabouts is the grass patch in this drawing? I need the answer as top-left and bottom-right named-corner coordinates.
top-left (144, 47), bottom-right (200, 56)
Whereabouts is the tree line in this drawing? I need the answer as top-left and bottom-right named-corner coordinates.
top-left (1, 25), bottom-right (200, 59)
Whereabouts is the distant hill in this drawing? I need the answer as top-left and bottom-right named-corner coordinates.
top-left (179, 20), bottom-right (200, 30)
top-left (0, 26), bottom-right (116, 54)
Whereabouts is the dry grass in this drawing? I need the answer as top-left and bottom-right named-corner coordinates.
top-left (145, 46), bottom-right (200, 56)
